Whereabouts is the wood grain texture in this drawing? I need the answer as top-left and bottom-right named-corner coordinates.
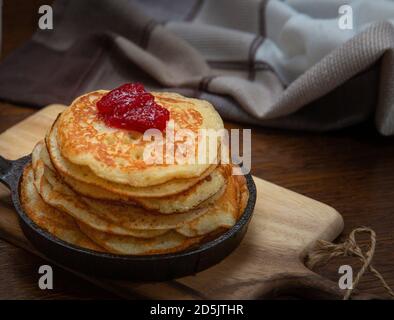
top-left (237, 122), bottom-right (394, 298)
top-left (1, 0), bottom-right (393, 300)
top-left (0, 105), bottom-right (344, 299)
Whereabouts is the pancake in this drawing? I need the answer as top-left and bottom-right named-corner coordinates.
top-left (22, 86), bottom-right (251, 256)
top-left (22, 165), bottom-right (205, 255)
top-left (55, 90), bottom-right (224, 187)
top-left (235, 174), bottom-right (249, 215)
top-left (33, 147), bottom-right (243, 237)
top-left (78, 223), bottom-right (202, 255)
top-left (22, 164), bottom-right (246, 255)
top-left (176, 174), bottom-right (243, 237)
top-left (37, 140), bottom-right (225, 213)
top-left (47, 124), bottom-right (218, 198)
top-left (63, 165), bottom-right (226, 214)
top-left (33, 158), bottom-right (209, 235)
top-left (133, 168), bottom-right (226, 213)
top-left (20, 165), bottom-right (104, 252)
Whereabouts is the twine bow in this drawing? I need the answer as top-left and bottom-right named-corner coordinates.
top-left (306, 227), bottom-right (394, 300)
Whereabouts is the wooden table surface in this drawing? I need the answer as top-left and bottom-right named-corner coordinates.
top-left (0, 0), bottom-right (393, 300)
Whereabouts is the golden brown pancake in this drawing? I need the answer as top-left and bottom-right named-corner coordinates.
top-left (176, 174), bottom-right (242, 237)
top-left (22, 164), bottom-right (247, 255)
top-left (78, 224), bottom-right (203, 255)
top-left (37, 140), bottom-right (225, 213)
top-left (21, 87), bottom-right (250, 256)
top-left (20, 165), bottom-right (104, 252)
top-left (47, 124), bottom-right (218, 198)
top-left (33, 158), bottom-right (210, 235)
top-left (235, 174), bottom-right (249, 216)
top-left (35, 151), bottom-right (243, 234)
top-left (55, 91), bottom-right (224, 187)
top-left (22, 165), bottom-right (207, 255)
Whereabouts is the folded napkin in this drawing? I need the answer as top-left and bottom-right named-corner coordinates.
top-left (1, 0), bottom-right (394, 134)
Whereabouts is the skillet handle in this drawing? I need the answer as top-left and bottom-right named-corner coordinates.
top-left (0, 155), bottom-right (30, 190)
top-left (0, 156), bottom-right (13, 189)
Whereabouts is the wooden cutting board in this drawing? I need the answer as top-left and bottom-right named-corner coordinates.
top-left (0, 105), bottom-right (344, 299)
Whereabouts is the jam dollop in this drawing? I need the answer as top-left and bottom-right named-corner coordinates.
top-left (97, 83), bottom-right (169, 132)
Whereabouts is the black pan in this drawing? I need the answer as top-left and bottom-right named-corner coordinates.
top-left (0, 154), bottom-right (256, 281)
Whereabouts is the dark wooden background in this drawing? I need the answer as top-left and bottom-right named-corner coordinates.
top-left (0, 0), bottom-right (393, 299)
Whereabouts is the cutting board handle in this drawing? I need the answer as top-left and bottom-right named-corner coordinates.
top-left (290, 272), bottom-right (384, 300)
top-left (270, 267), bottom-right (382, 300)
top-left (270, 271), bottom-right (379, 299)
top-left (289, 273), bottom-right (343, 299)
top-left (263, 272), bottom-right (342, 299)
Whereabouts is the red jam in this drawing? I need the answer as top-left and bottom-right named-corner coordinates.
top-left (97, 83), bottom-right (169, 132)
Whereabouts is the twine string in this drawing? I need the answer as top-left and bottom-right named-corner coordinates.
top-left (306, 227), bottom-right (394, 300)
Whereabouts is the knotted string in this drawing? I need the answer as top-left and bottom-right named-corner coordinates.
top-left (306, 227), bottom-right (394, 300)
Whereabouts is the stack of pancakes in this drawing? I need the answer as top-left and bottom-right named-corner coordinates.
top-left (21, 91), bottom-right (248, 255)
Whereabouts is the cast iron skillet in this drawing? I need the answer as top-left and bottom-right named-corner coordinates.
top-left (0, 154), bottom-right (256, 281)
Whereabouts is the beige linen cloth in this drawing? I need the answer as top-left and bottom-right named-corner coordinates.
top-left (0, 0), bottom-right (394, 134)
